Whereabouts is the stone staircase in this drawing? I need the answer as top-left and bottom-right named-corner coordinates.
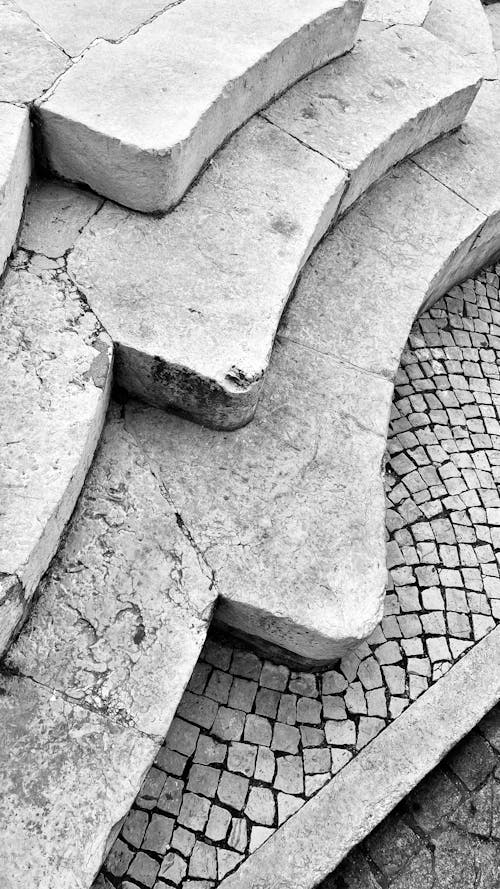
top-left (1, 0), bottom-right (500, 886)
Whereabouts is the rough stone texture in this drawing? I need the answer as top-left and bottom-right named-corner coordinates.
top-left (487, 2), bottom-right (500, 67)
top-left (0, 0), bottom-right (68, 102)
top-left (68, 30), bottom-right (481, 430)
top-left (15, 0), bottom-right (175, 56)
top-left (0, 251), bottom-right (112, 656)
top-left (363, 0), bottom-right (431, 23)
top-left (6, 405), bottom-right (217, 737)
top-left (0, 673), bottom-right (157, 889)
top-left (424, 0), bottom-right (496, 79)
top-left (0, 103), bottom-right (31, 274)
top-left (69, 117), bottom-right (347, 429)
top-left (20, 178), bottom-right (103, 258)
top-left (37, 0), bottom-right (363, 212)
top-left (265, 24), bottom-right (481, 211)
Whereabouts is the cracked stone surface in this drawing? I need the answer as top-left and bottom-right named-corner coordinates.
top-left (98, 259), bottom-right (500, 888)
top-left (0, 103), bottom-right (31, 274)
top-left (265, 24), bottom-right (481, 211)
top-left (20, 177), bottom-right (103, 258)
top-left (362, 0), bottom-right (431, 23)
top-left (68, 27), bottom-right (481, 430)
top-left (0, 0), bottom-right (68, 103)
top-left (0, 182), bottom-right (112, 657)
top-left (6, 403), bottom-right (217, 738)
top-left (0, 672), bottom-right (158, 889)
top-left (37, 0), bottom-right (363, 212)
top-left (424, 0), bottom-right (497, 79)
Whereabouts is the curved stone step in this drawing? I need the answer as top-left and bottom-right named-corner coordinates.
top-left (68, 24), bottom-right (481, 429)
top-left (0, 103), bottom-right (30, 275)
top-left (0, 179), bottom-right (112, 657)
top-left (36, 0), bottom-right (363, 212)
top-left (424, 0), bottom-right (497, 79)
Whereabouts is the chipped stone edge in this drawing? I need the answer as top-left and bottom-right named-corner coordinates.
top-left (0, 104), bottom-right (31, 276)
top-left (219, 624), bottom-right (500, 889)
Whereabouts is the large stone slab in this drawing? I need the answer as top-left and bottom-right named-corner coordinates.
top-left (68, 117), bottom-right (347, 429)
top-left (0, 103), bottom-right (30, 274)
top-left (265, 24), bottom-right (481, 211)
top-left (0, 672), bottom-right (157, 889)
top-left (19, 177), bottom-right (103, 257)
top-left (125, 337), bottom-right (391, 665)
top-left (363, 0), bottom-right (431, 24)
top-left (424, 0), bottom-right (496, 79)
top-left (6, 405), bottom-right (217, 738)
top-left (37, 0), bottom-right (363, 212)
top-left (68, 27), bottom-right (481, 430)
top-left (15, 0), bottom-right (174, 56)
top-left (0, 0), bottom-right (68, 102)
top-left (0, 257), bottom-right (112, 656)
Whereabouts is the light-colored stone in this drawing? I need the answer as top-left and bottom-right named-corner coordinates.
top-left (20, 178), bottom-right (102, 258)
top-left (218, 625), bottom-right (500, 889)
top-left (363, 0), bottom-right (430, 24)
top-left (0, 0), bottom-right (68, 102)
top-left (15, 0), bottom-right (174, 56)
top-left (423, 0), bottom-right (496, 79)
top-left (0, 103), bottom-right (30, 274)
top-left (6, 406), bottom-right (216, 736)
top-left (124, 339), bottom-right (390, 664)
top-left (37, 0), bottom-right (363, 212)
top-left (69, 116), bottom-right (347, 429)
top-left (0, 260), bottom-right (112, 657)
top-left (0, 673), bottom-right (157, 889)
top-left (265, 25), bottom-right (481, 211)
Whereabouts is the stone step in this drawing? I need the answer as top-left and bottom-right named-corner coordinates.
top-left (68, 24), bottom-right (481, 429)
top-left (0, 179), bottom-right (112, 657)
top-left (36, 0), bottom-right (363, 212)
top-left (0, 103), bottom-right (30, 275)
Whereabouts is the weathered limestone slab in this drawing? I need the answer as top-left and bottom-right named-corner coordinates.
top-left (219, 625), bottom-right (500, 889)
top-left (15, 0), bottom-right (174, 56)
top-left (0, 672), bottom-right (157, 889)
top-left (6, 405), bottom-right (217, 738)
top-left (20, 177), bottom-right (102, 257)
top-left (0, 258), bottom-right (112, 656)
top-left (487, 2), bottom-right (500, 59)
top-left (424, 0), bottom-right (496, 79)
top-left (0, 0), bottom-right (68, 102)
top-left (363, 0), bottom-right (430, 24)
top-left (0, 103), bottom-right (30, 274)
top-left (69, 118), bottom-right (347, 429)
top-left (265, 24), bottom-right (481, 211)
top-left (37, 0), bottom-right (363, 211)
top-left (125, 338), bottom-right (391, 665)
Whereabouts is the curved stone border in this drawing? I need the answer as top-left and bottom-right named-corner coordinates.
top-left (36, 0), bottom-right (363, 212)
top-left (0, 103), bottom-right (31, 275)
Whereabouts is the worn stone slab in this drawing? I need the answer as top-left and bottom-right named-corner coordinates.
top-left (0, 672), bottom-right (157, 889)
top-left (6, 404), bottom-right (217, 738)
top-left (20, 178), bottom-right (103, 258)
top-left (265, 24), bottom-right (481, 211)
top-left (124, 336), bottom-right (391, 665)
top-left (15, 0), bottom-right (174, 56)
top-left (487, 2), bottom-right (500, 57)
top-left (363, 0), bottom-right (430, 24)
top-left (37, 0), bottom-right (363, 212)
top-left (424, 0), bottom-right (496, 79)
top-left (0, 103), bottom-right (30, 274)
top-left (69, 117), bottom-right (347, 429)
top-left (0, 257), bottom-right (112, 656)
top-left (218, 625), bottom-right (500, 889)
top-left (0, 0), bottom-right (68, 102)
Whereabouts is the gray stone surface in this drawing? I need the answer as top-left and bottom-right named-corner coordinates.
top-left (362, 0), bottom-right (430, 23)
top-left (265, 24), bottom-right (481, 211)
top-left (69, 117), bottom-right (347, 429)
top-left (0, 103), bottom-right (30, 274)
top-left (37, 0), bottom-right (363, 211)
top-left (6, 405), bottom-right (217, 737)
top-left (15, 0), bottom-right (175, 56)
top-left (423, 0), bottom-right (496, 79)
top-left (0, 254), bottom-right (112, 656)
top-left (0, 0), bottom-right (68, 102)
top-left (0, 673), bottom-right (157, 889)
top-left (20, 178), bottom-right (103, 258)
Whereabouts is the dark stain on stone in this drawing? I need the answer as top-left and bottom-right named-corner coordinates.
top-left (301, 104), bottom-right (318, 120)
top-left (133, 624), bottom-right (146, 646)
top-left (270, 216), bottom-right (299, 238)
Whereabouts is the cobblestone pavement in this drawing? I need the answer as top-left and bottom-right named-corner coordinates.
top-left (96, 261), bottom-right (500, 889)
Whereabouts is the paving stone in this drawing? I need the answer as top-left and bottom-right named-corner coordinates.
top-left (168, 719), bottom-right (201, 758)
top-left (304, 748), bottom-right (332, 775)
top-left (277, 793), bottom-right (305, 825)
top-left (277, 695), bottom-right (298, 726)
top-left (178, 692), bottom-right (219, 731)
top-left (137, 768), bottom-right (167, 811)
top-left (128, 851), bottom-right (160, 887)
top-left (331, 749), bottom-right (353, 775)
top-left (227, 742), bottom-right (257, 778)
top-left (297, 697), bottom-right (322, 724)
top-left (187, 764), bottom-right (220, 799)
top-left (325, 720), bottom-right (357, 747)
top-left (272, 723), bottom-right (301, 754)
top-left (255, 688), bottom-right (280, 719)
top-left (274, 755), bottom-right (304, 795)
top-left (244, 715), bottom-right (272, 746)
top-left (249, 826), bottom-right (276, 854)
top-left (260, 662), bottom-right (290, 692)
top-left (246, 787), bottom-right (276, 825)
top-left (142, 813), bottom-right (174, 855)
top-left (356, 717), bottom-right (386, 750)
top-left (363, 0), bottom-right (430, 24)
top-left (105, 839), bottom-right (134, 879)
top-left (213, 708), bottom-right (246, 742)
top-left (194, 736), bottom-right (227, 766)
top-left (157, 777), bottom-right (184, 817)
top-left (189, 841), bottom-right (217, 880)
top-left (0, 1), bottom-right (68, 102)
top-left (447, 732), bottom-right (497, 790)
top-left (424, 0), bottom-right (496, 78)
top-left (205, 670), bottom-right (233, 705)
top-left (408, 767), bottom-right (462, 831)
top-left (255, 747), bottom-right (276, 784)
top-left (178, 793), bottom-right (211, 832)
top-left (217, 849), bottom-right (244, 880)
top-left (202, 640), bottom-right (233, 672)
top-left (228, 818), bottom-right (248, 853)
top-left (171, 826), bottom-right (196, 857)
top-left (365, 816), bottom-right (422, 879)
top-left (206, 806), bottom-right (232, 842)
top-left (122, 809), bottom-right (149, 849)
top-left (231, 650), bottom-right (263, 681)
top-left (158, 850), bottom-right (188, 885)
top-left (217, 772), bottom-right (249, 810)
top-left (322, 697), bottom-right (347, 721)
top-left (228, 677), bottom-right (258, 712)
top-left (155, 748), bottom-right (187, 777)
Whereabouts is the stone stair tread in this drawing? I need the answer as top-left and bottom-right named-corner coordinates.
top-left (424, 0), bottom-right (497, 80)
top-left (37, 0), bottom-right (362, 212)
top-left (0, 671), bottom-right (157, 889)
top-left (0, 0), bottom-right (68, 103)
top-left (68, 24), bottom-right (481, 430)
top-left (0, 103), bottom-right (30, 274)
top-left (0, 183), bottom-right (112, 656)
top-left (363, 0), bottom-right (431, 25)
